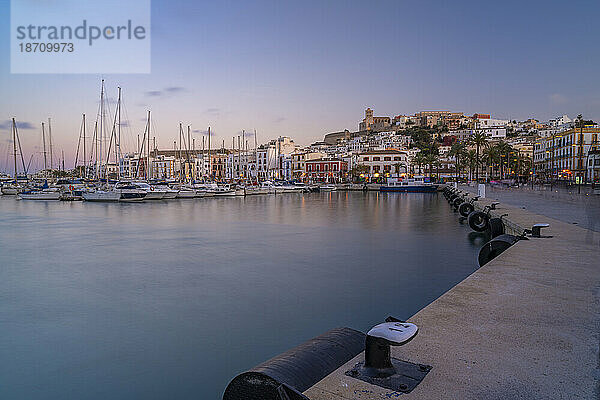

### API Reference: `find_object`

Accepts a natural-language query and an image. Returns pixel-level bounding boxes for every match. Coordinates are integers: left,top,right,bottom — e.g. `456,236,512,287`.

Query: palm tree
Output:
350,164,369,182
392,162,405,177
424,153,438,180
482,146,499,180
469,131,488,182
448,141,467,182
465,149,478,181
494,141,513,179
413,152,427,176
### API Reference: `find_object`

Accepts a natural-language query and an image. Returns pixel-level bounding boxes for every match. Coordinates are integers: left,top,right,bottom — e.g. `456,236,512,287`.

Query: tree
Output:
469,131,488,182
449,141,467,182
482,146,499,180
413,152,427,176
424,153,438,179
494,141,513,179
465,149,478,181
349,164,369,182
392,162,406,177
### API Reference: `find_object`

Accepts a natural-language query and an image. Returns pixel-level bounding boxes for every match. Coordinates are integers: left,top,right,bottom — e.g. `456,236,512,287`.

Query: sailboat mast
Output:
254,129,258,182
117,87,121,180
147,111,151,180
207,127,211,180
82,114,86,178
48,117,53,171
188,125,192,181
12,118,17,179
241,130,245,180
99,79,104,181
42,122,47,170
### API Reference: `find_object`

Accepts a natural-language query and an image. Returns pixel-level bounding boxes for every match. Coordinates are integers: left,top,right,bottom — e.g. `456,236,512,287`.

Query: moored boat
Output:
319,184,337,192
18,188,62,200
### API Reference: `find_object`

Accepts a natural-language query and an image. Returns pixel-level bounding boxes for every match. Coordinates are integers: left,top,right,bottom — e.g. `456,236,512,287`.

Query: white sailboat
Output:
18,187,62,200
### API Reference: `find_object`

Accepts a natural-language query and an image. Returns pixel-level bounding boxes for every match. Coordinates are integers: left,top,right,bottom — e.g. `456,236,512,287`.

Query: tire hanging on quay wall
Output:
458,202,474,217
468,210,489,232
452,198,464,208
478,234,519,267
487,217,505,239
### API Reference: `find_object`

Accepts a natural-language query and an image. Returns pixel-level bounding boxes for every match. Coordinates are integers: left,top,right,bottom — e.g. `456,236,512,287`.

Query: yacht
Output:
132,181,166,200
319,184,337,192
174,185,196,198
151,182,178,199
115,181,147,202
82,188,121,202
83,182,147,202
211,184,236,196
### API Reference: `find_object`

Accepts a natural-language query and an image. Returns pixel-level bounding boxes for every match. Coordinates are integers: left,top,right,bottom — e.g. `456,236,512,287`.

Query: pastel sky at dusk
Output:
1,0,599,172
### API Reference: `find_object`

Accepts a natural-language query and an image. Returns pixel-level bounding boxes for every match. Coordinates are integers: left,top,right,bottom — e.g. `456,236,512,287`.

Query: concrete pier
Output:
303,188,600,399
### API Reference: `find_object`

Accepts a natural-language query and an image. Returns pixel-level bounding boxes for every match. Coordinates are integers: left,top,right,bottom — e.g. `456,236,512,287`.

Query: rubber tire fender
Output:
452,198,464,208
487,217,505,238
458,202,475,217
468,210,489,232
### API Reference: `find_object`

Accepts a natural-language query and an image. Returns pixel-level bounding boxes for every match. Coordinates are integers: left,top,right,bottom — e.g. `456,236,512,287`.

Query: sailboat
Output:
18,185,62,200
2,118,28,195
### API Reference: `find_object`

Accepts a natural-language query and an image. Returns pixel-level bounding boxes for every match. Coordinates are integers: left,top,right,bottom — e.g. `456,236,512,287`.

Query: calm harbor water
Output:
0,192,484,399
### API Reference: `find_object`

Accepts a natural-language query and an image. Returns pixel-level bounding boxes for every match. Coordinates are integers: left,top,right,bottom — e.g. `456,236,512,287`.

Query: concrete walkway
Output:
304,191,600,399
463,184,600,232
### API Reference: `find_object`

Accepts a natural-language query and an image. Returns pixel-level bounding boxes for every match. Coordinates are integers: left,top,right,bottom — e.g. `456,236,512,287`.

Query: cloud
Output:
145,86,188,98
165,86,186,93
193,129,216,136
550,93,568,105
0,120,36,130
235,130,255,137
205,108,221,116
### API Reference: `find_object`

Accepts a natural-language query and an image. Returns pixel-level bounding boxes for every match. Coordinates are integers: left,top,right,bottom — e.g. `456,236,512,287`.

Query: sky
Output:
1,0,599,172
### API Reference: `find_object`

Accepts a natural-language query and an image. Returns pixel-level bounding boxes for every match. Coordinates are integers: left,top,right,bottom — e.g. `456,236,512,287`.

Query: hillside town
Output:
4,107,600,187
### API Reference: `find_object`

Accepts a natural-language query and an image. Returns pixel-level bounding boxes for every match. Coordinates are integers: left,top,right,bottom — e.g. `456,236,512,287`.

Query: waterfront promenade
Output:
304,189,600,399
464,184,600,233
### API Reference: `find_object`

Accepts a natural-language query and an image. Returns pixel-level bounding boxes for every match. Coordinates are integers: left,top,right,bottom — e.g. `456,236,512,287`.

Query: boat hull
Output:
175,190,196,198
212,190,236,196
18,192,62,200
82,191,121,202
1,187,22,195
119,192,146,202
144,191,166,200
162,190,178,199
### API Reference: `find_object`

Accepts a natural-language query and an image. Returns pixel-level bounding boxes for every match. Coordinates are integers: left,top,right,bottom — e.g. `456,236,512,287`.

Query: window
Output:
373,157,380,161
363,157,369,161
384,165,391,172
373,165,380,172
394,157,401,161
384,157,391,161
